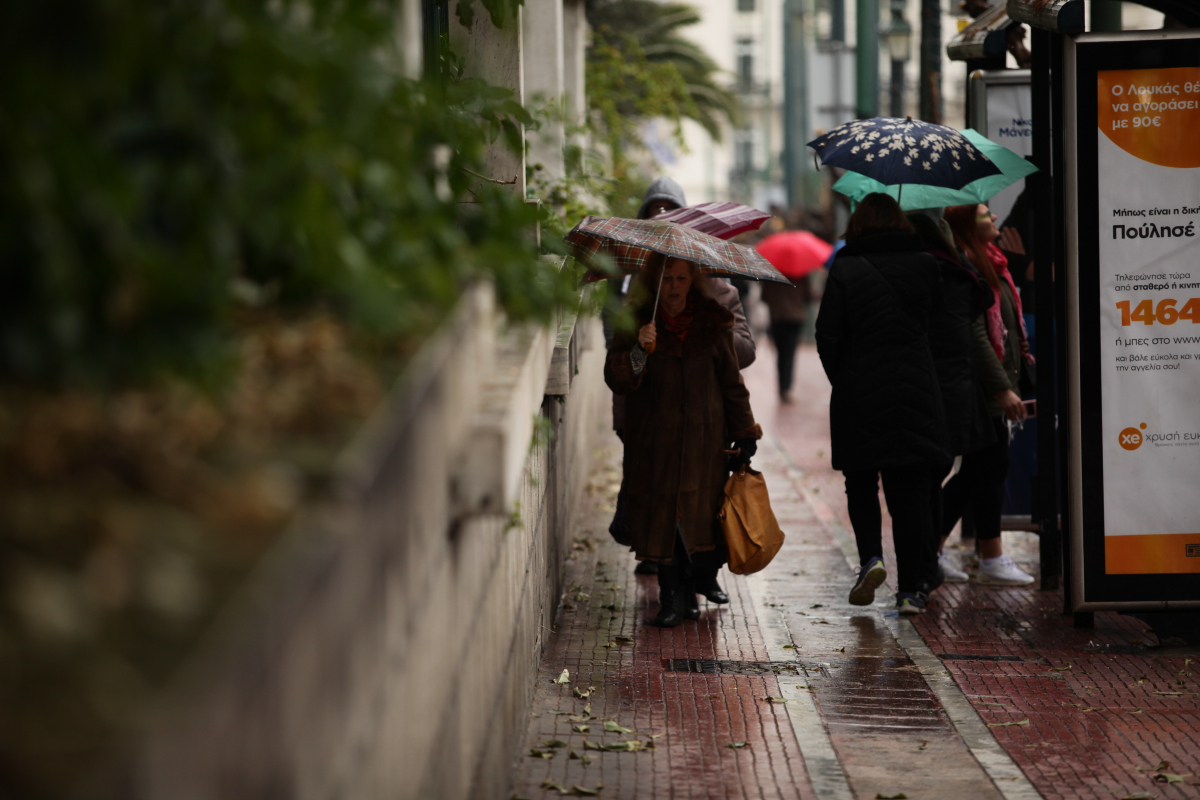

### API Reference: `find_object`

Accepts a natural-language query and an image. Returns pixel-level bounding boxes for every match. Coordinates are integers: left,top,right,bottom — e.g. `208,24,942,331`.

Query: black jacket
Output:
815,231,951,471
909,217,997,457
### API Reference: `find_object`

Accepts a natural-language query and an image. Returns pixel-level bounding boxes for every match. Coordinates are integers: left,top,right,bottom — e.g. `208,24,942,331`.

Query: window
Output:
737,0,755,12
736,38,754,92
734,130,754,176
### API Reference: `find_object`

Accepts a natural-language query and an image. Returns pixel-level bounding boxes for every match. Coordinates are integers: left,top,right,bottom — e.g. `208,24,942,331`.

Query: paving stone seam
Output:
745,566,855,800
763,433,1048,800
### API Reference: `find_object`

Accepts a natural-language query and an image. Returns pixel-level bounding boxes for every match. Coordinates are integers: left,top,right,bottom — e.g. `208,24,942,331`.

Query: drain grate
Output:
663,658,812,676
937,653,1049,664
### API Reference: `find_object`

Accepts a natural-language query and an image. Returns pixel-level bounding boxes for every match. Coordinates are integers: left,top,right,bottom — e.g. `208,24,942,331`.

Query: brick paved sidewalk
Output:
510,431,817,800
511,341,1200,800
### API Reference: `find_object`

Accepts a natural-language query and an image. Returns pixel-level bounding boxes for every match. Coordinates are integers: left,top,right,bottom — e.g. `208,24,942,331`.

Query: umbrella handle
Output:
643,263,666,355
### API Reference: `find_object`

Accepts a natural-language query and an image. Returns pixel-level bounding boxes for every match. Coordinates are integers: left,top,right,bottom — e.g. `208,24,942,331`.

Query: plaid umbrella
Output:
650,201,772,240
568,216,789,285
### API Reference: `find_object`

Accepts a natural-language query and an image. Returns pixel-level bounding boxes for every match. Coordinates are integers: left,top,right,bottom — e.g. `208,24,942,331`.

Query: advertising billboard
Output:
1064,31,1200,611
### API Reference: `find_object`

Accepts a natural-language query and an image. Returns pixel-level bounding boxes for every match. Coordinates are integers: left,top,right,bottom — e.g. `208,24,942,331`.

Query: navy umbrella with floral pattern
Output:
807,117,1003,194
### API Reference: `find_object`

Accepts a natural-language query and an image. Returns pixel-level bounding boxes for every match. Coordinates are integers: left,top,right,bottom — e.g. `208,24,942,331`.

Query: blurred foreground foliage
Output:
0,0,574,389
0,1,581,794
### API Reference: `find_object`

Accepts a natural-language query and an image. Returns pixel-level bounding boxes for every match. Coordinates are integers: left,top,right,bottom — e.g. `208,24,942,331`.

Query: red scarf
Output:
657,297,694,342
983,243,1033,366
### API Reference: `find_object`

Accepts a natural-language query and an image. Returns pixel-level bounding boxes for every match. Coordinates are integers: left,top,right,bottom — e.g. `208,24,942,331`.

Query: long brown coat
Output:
605,292,762,561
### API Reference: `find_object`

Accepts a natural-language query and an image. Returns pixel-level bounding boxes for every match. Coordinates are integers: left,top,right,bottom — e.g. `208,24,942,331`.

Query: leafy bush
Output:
0,0,573,388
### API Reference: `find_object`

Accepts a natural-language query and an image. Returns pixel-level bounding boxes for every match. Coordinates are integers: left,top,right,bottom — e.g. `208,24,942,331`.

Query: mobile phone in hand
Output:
1022,399,1037,418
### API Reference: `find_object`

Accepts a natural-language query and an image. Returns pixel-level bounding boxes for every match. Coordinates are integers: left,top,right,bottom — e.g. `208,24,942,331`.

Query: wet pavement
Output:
511,342,1200,800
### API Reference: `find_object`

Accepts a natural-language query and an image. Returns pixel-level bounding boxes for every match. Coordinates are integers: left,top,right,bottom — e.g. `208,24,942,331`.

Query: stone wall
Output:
109,282,606,800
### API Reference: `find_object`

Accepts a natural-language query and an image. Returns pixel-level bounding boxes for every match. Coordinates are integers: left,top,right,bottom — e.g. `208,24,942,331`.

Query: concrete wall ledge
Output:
111,278,606,800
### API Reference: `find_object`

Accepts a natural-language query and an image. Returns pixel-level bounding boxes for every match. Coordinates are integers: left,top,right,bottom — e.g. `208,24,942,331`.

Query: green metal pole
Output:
855,0,879,118
1090,0,1122,32
918,0,941,123
784,0,811,208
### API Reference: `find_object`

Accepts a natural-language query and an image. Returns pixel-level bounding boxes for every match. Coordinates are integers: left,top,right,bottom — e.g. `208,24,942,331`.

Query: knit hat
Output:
637,176,688,220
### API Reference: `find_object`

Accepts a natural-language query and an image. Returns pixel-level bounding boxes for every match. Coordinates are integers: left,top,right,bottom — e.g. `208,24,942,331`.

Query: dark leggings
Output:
769,321,804,393
941,416,1009,542
843,466,939,594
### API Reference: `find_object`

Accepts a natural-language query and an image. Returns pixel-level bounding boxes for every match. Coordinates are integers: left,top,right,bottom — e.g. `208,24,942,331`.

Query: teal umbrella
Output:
831,128,1039,210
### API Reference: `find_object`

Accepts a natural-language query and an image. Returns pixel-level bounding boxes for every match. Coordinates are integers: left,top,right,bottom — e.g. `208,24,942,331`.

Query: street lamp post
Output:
883,2,912,118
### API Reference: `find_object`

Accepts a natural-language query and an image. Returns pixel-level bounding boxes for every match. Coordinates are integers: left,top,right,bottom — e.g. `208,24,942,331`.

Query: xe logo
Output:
1119,422,1148,451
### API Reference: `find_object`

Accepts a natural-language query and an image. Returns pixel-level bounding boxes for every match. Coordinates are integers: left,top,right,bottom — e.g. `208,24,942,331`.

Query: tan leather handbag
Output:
718,466,785,575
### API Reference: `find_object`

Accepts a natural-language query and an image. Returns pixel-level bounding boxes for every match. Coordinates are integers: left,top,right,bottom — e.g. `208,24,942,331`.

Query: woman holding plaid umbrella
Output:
604,255,762,627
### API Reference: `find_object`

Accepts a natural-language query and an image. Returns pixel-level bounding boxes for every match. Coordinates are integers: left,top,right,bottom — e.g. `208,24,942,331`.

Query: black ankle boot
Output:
695,569,730,604
654,566,686,627
634,560,659,576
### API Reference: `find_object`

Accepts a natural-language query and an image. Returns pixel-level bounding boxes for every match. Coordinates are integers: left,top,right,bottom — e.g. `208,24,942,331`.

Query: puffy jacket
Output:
815,231,951,471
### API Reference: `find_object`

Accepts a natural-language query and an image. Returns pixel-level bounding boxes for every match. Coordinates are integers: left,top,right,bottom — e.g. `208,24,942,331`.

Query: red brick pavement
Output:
752,342,1200,800
510,447,817,800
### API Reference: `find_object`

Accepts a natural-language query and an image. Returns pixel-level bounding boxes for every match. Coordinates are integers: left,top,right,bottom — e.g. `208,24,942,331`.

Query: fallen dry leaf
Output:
1152,773,1192,784
726,741,749,749
987,718,1030,728
555,669,570,685
603,720,635,734
601,740,645,752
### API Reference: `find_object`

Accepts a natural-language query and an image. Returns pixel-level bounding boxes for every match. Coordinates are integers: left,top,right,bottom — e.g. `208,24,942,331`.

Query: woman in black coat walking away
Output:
815,194,951,615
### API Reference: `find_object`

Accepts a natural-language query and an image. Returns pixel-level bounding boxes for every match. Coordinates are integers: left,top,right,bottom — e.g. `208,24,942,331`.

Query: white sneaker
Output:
938,551,969,583
976,554,1035,585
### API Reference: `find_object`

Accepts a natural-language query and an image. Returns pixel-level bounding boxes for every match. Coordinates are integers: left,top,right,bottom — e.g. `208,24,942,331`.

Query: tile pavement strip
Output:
752,436,1020,800
756,438,1044,800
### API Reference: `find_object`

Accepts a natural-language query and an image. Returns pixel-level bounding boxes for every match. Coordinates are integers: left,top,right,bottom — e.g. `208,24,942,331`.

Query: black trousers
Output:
941,416,1009,542
844,466,940,594
769,321,804,394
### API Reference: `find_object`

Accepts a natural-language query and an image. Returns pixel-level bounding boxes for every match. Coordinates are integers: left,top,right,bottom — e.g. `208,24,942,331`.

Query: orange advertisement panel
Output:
1097,67,1200,168
1095,61,1200,576
1104,534,1200,574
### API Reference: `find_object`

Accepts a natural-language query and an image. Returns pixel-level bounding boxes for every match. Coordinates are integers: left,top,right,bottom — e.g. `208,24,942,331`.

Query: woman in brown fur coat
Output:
605,256,762,627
